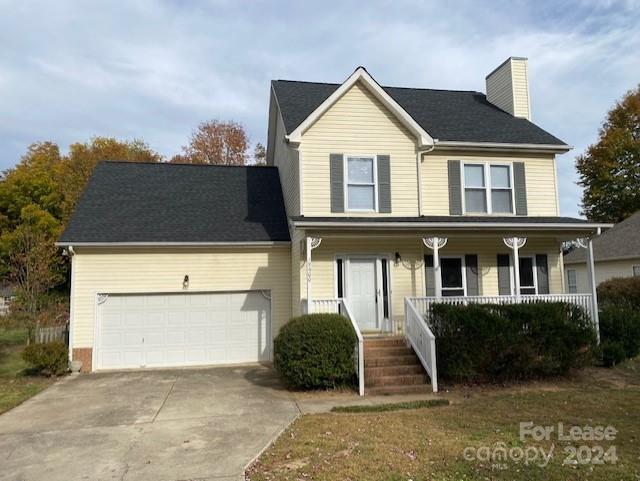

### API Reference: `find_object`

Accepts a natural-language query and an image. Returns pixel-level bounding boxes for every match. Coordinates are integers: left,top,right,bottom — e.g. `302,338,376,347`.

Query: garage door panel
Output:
97,291,270,370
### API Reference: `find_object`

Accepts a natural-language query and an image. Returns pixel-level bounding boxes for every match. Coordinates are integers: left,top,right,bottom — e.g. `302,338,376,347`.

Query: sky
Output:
0,0,638,217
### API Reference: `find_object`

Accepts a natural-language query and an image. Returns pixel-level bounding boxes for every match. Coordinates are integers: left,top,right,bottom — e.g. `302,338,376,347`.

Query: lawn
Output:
247,361,640,481
0,328,54,414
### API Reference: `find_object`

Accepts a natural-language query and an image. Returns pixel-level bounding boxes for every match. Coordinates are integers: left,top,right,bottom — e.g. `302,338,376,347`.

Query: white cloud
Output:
0,0,638,216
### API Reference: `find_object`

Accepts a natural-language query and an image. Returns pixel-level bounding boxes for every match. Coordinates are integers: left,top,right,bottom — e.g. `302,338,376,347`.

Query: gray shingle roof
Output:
59,162,291,244
272,80,567,146
564,211,640,263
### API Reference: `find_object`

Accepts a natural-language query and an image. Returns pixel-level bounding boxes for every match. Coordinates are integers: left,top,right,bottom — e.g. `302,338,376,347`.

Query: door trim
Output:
92,289,273,371
334,253,392,331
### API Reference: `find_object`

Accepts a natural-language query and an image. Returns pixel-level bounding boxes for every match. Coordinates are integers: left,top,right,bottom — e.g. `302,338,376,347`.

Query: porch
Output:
298,224,603,396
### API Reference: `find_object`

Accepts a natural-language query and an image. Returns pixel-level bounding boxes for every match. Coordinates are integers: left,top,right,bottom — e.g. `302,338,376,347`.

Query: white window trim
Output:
461,161,516,215
344,154,378,212
509,255,538,296
440,255,467,296
566,268,577,293
632,265,640,277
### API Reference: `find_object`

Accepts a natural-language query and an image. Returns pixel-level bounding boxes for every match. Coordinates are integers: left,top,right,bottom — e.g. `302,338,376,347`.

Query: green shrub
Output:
598,305,640,365
598,277,640,310
430,302,596,383
274,313,356,390
22,341,68,376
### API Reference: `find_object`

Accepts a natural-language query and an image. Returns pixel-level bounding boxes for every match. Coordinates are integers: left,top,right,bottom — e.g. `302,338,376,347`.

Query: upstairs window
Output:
346,156,377,211
463,163,514,214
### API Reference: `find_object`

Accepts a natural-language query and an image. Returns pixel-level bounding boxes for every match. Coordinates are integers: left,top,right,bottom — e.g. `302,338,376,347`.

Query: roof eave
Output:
55,241,291,248
434,140,572,154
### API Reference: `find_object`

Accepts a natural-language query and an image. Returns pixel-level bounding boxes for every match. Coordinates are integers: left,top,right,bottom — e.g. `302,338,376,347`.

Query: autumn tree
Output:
577,85,640,223
171,120,250,165
253,142,266,165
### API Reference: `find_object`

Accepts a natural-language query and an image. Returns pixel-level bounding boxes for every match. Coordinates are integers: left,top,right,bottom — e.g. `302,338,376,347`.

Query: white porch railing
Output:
311,298,364,396
404,298,438,393
408,293,595,326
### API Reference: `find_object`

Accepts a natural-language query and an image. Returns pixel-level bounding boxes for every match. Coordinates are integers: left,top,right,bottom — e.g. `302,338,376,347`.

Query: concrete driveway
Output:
0,366,299,481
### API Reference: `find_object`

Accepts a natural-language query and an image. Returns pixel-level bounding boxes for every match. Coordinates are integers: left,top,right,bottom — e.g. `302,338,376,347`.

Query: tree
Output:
0,205,64,320
253,142,266,165
577,85,640,223
171,120,249,165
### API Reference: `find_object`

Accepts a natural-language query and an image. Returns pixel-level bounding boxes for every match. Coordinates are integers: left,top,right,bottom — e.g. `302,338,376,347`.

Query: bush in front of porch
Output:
430,302,596,383
273,313,356,390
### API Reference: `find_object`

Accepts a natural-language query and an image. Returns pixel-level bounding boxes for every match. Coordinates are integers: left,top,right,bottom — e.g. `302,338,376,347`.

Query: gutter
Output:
433,140,572,154
55,241,291,248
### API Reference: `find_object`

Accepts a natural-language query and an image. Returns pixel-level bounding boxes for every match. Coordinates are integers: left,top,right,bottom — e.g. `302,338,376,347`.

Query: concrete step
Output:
366,384,434,396
365,364,425,379
365,373,429,388
364,354,421,367
364,346,415,357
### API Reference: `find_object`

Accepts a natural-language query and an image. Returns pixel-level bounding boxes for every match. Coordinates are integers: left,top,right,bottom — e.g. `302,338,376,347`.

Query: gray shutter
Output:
535,254,549,294
330,154,344,213
448,160,462,215
497,254,512,295
424,255,435,296
377,154,391,213
513,162,528,215
465,255,479,296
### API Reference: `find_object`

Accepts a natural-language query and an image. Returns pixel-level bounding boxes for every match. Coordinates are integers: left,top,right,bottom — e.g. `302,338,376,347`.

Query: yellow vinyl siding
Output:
300,81,419,216
511,59,531,119
565,257,640,293
291,230,304,317
421,151,559,216
486,61,514,114
273,107,300,217
71,247,291,348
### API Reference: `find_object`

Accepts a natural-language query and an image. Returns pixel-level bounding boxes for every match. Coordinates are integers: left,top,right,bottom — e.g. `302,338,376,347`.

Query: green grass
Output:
331,398,450,413
248,361,640,481
0,328,53,414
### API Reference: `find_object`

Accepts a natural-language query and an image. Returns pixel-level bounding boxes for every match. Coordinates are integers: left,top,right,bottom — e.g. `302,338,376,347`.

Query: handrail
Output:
311,298,364,396
405,298,438,392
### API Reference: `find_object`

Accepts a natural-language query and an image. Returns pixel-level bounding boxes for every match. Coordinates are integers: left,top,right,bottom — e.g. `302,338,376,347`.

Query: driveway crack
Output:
152,375,177,423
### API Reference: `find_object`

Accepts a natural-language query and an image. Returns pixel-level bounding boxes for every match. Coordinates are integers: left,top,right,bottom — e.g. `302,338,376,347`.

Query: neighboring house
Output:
0,284,15,316
564,211,640,293
59,58,610,393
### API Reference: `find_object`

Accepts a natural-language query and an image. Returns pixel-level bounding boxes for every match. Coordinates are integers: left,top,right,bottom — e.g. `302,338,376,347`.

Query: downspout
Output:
66,246,76,362
416,140,437,216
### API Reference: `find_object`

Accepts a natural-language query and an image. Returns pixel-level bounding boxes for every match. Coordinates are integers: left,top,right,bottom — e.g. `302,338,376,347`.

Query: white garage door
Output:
95,291,270,370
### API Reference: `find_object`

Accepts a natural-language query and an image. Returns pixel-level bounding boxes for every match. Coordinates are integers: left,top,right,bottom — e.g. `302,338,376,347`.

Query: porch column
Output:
422,237,448,298
586,237,601,343
305,237,322,313
503,237,527,299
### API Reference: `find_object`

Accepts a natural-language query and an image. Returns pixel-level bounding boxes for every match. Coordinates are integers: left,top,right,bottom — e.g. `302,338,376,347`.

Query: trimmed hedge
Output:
597,277,640,310
430,302,596,383
22,341,68,376
598,305,640,367
274,313,356,389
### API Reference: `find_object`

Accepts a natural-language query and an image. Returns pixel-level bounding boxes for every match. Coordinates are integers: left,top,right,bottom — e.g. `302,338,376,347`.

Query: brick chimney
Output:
485,57,531,120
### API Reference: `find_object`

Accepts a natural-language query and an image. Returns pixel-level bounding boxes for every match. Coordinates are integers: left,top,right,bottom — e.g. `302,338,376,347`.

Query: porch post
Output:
305,237,322,314
433,237,442,298
586,237,601,343
503,237,527,299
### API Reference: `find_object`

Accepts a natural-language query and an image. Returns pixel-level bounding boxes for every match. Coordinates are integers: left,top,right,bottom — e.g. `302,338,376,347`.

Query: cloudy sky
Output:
1,0,638,217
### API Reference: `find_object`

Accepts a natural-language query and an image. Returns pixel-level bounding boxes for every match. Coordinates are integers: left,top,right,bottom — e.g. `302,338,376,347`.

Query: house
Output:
0,284,15,316
564,211,640,293
59,58,611,393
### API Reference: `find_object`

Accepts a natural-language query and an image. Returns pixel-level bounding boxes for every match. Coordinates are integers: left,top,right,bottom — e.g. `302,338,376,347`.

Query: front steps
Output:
364,336,431,395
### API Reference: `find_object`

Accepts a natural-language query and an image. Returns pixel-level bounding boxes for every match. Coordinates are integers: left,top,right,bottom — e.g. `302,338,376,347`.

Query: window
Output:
346,156,377,211
567,269,577,293
441,257,465,297
519,256,537,295
633,265,640,277
463,163,514,214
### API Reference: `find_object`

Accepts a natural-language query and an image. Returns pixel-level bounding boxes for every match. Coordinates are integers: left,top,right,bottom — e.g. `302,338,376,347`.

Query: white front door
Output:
347,258,378,330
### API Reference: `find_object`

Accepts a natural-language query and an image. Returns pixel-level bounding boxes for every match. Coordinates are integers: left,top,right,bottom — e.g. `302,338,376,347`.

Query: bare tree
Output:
171,120,250,165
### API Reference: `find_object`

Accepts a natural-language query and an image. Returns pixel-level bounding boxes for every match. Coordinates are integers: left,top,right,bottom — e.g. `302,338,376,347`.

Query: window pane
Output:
464,164,485,187
465,189,487,213
491,190,513,213
348,185,375,210
347,157,374,183
634,266,640,277
519,257,535,288
441,258,463,288
490,165,510,188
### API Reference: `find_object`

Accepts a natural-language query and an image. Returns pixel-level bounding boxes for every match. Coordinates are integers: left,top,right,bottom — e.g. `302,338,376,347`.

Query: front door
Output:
347,258,378,330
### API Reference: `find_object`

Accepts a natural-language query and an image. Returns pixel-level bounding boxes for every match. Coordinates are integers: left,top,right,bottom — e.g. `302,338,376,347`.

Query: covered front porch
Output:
294,218,605,395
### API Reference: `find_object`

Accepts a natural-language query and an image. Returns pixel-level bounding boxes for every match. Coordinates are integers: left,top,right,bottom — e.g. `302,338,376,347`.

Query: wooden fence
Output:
34,323,69,344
